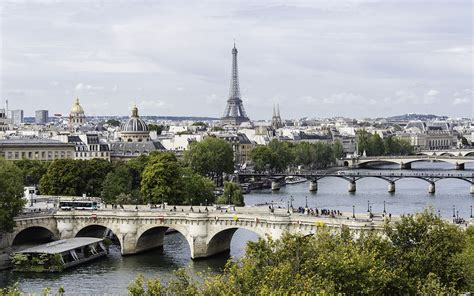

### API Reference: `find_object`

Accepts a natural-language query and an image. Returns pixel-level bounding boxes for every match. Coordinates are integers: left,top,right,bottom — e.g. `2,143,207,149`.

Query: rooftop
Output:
18,237,103,254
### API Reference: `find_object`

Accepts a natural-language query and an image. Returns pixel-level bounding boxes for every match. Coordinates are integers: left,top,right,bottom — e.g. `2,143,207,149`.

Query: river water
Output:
1,163,473,294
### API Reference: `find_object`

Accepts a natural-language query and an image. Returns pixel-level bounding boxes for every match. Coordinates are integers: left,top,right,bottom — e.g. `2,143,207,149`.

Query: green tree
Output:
356,129,372,156
100,165,133,204
140,152,183,204
148,124,164,135
127,154,150,190
185,137,234,185
332,140,345,159
180,167,215,205
39,159,86,196
106,119,121,127
460,136,469,146
14,159,50,188
384,211,468,292
370,133,385,156
221,181,244,206
0,158,25,232
83,159,112,196
250,145,272,172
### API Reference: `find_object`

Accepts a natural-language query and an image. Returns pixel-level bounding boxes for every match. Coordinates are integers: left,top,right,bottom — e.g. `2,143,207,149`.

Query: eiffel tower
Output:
221,43,250,126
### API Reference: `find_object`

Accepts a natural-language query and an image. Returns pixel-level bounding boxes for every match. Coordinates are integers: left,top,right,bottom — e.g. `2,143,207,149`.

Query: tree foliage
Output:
0,158,25,232
14,159,50,188
100,165,133,204
356,130,414,156
39,159,86,196
184,137,234,184
221,181,244,206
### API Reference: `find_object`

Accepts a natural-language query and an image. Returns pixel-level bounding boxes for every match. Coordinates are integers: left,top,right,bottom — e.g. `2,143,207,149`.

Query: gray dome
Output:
121,106,149,132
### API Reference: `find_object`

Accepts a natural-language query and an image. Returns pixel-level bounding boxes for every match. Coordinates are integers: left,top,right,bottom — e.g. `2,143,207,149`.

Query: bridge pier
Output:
309,180,318,192
400,162,411,169
428,182,435,194
348,181,356,193
271,181,280,191
388,182,395,193
455,163,465,170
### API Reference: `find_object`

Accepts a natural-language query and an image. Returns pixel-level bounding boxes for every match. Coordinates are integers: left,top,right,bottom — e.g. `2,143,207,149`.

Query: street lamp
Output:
438,209,441,218
287,201,290,214
367,200,370,212
290,195,293,209
190,198,193,212
456,210,459,220
305,196,308,208
352,205,355,218
471,205,473,218
205,199,208,211
383,201,386,214
452,205,456,218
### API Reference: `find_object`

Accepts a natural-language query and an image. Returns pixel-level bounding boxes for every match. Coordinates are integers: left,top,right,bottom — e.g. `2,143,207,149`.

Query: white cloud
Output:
75,82,104,91
426,89,439,96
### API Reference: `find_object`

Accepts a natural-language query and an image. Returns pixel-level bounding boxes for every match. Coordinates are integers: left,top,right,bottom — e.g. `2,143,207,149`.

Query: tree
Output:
180,167,215,205
83,159,112,197
106,119,121,127
184,137,234,185
100,165,133,204
140,152,183,204
221,182,244,206
332,140,345,160
39,159,86,196
356,129,372,156
0,158,25,232
250,145,272,172
14,159,50,188
460,136,469,146
148,124,164,135
127,154,150,190
370,133,385,156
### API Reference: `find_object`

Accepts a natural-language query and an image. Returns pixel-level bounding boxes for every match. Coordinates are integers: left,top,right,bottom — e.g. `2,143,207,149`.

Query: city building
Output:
109,105,165,160
68,133,110,161
0,109,8,132
69,97,86,130
9,109,24,125
0,139,75,160
215,133,254,166
35,110,49,125
220,43,251,126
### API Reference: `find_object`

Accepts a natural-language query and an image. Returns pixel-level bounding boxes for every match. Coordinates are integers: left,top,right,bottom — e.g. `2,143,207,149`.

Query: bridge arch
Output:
135,224,191,255
74,224,122,251
12,226,58,247
205,225,264,257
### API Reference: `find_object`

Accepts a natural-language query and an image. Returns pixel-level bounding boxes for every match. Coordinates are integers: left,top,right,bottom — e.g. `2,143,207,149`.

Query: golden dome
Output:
71,97,84,114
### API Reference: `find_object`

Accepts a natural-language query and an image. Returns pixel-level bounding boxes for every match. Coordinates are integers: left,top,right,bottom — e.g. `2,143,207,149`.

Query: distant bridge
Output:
3,207,386,259
419,149,474,157
238,171,474,194
343,155,474,170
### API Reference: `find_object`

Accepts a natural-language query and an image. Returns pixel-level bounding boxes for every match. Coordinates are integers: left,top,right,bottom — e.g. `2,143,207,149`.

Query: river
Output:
1,163,473,294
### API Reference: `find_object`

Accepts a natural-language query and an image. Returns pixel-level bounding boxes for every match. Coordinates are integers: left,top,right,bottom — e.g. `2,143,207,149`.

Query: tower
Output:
221,43,250,126
69,97,86,129
271,104,283,129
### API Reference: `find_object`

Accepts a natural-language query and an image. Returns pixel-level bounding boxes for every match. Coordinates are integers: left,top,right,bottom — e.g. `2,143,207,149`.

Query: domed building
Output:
69,97,86,129
120,105,150,142
109,104,165,160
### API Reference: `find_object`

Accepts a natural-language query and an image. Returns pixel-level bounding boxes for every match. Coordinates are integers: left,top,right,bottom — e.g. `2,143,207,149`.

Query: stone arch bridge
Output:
344,155,474,170
5,208,384,259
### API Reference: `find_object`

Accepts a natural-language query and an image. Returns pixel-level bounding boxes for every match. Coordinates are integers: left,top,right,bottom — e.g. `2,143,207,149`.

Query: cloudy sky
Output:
0,0,472,119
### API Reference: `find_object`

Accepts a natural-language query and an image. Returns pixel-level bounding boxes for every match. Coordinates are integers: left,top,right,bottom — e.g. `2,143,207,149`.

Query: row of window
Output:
75,152,109,158
5,150,73,160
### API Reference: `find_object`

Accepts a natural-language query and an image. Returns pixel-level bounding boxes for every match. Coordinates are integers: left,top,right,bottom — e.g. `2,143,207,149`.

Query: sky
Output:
0,0,472,119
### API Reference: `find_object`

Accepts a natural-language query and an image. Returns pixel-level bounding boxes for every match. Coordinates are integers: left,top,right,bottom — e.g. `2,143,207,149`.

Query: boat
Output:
285,176,307,185
11,237,108,272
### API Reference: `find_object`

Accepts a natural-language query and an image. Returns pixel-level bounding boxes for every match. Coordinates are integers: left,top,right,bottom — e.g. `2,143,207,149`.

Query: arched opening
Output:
76,225,121,252
135,227,190,255
207,228,260,258
12,226,56,249
343,161,349,167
